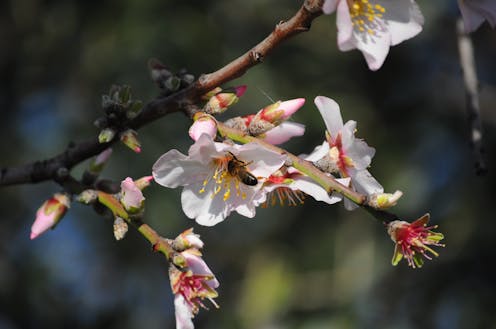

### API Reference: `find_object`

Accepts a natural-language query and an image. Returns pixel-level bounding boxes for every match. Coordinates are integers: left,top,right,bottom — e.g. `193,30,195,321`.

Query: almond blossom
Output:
152,134,286,226
323,0,424,70
458,0,496,32
387,214,444,268
170,232,219,329
310,96,385,210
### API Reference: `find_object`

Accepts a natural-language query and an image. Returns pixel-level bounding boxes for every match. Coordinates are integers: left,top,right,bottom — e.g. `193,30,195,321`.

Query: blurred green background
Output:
1,0,496,328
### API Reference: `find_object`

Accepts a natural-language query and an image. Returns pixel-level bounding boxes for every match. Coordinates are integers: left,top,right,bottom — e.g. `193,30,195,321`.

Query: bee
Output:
227,152,258,186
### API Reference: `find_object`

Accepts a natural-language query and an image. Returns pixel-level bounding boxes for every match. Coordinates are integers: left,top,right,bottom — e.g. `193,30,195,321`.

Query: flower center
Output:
347,0,385,34
328,133,354,177
198,154,249,201
173,271,218,314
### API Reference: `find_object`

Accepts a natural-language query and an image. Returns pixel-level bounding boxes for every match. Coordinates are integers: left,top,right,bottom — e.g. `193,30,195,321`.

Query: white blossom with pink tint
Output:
30,193,70,240
311,96,383,210
458,0,496,32
189,115,217,142
120,177,145,212
152,134,286,226
323,0,424,70
171,249,219,329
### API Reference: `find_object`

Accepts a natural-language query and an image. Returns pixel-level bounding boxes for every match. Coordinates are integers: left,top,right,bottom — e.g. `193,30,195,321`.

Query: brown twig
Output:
0,0,323,187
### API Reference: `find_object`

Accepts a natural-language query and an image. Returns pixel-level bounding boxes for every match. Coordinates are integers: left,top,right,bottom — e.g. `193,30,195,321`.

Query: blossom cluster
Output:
153,92,398,227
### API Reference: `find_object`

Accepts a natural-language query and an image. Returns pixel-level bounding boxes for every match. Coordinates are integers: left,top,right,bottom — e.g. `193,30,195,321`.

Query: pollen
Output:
198,154,251,201
347,0,385,34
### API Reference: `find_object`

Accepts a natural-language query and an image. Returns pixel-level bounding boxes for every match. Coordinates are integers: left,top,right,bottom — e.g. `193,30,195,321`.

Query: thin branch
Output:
456,18,488,176
0,0,324,187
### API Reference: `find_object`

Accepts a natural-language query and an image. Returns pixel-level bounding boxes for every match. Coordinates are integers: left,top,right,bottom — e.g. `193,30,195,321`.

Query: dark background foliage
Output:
1,0,496,328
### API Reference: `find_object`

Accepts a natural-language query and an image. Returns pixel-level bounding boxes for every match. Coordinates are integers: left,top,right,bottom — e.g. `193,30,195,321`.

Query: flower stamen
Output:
347,0,386,35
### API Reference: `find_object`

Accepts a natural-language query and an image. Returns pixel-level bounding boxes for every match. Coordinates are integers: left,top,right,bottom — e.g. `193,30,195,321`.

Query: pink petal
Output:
189,117,217,142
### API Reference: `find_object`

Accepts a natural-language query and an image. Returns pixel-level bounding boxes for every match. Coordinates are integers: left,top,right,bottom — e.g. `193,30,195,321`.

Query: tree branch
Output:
0,0,324,187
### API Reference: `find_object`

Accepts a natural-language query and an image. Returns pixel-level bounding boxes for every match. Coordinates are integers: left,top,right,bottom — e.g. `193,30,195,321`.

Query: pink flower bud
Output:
120,177,145,212
174,228,204,250
259,98,305,124
134,176,153,190
189,114,217,141
203,86,246,115
120,129,141,153
30,193,70,240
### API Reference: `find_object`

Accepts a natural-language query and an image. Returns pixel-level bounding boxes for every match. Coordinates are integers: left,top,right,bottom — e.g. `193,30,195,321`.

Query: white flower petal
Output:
235,143,286,178
174,295,194,329
383,0,424,45
355,25,392,71
263,122,305,145
459,0,496,32
323,0,339,14
181,184,230,226
341,120,375,170
314,96,344,139
188,134,224,164
351,169,384,195
290,176,343,204
336,0,356,51
303,141,330,162
152,150,207,188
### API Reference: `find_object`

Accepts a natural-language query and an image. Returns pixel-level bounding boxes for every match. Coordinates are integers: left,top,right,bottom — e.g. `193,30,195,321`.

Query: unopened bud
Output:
30,193,70,240
203,85,247,115
120,129,141,153
120,177,145,213
99,128,116,143
258,98,305,125
113,217,129,240
189,113,217,141
134,176,154,190
370,190,403,209
173,228,204,251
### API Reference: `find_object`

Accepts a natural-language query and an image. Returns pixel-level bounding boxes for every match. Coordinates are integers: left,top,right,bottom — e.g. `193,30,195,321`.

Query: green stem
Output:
136,222,176,260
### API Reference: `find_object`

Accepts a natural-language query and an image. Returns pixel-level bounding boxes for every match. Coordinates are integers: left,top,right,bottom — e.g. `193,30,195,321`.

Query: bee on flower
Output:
152,134,286,226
